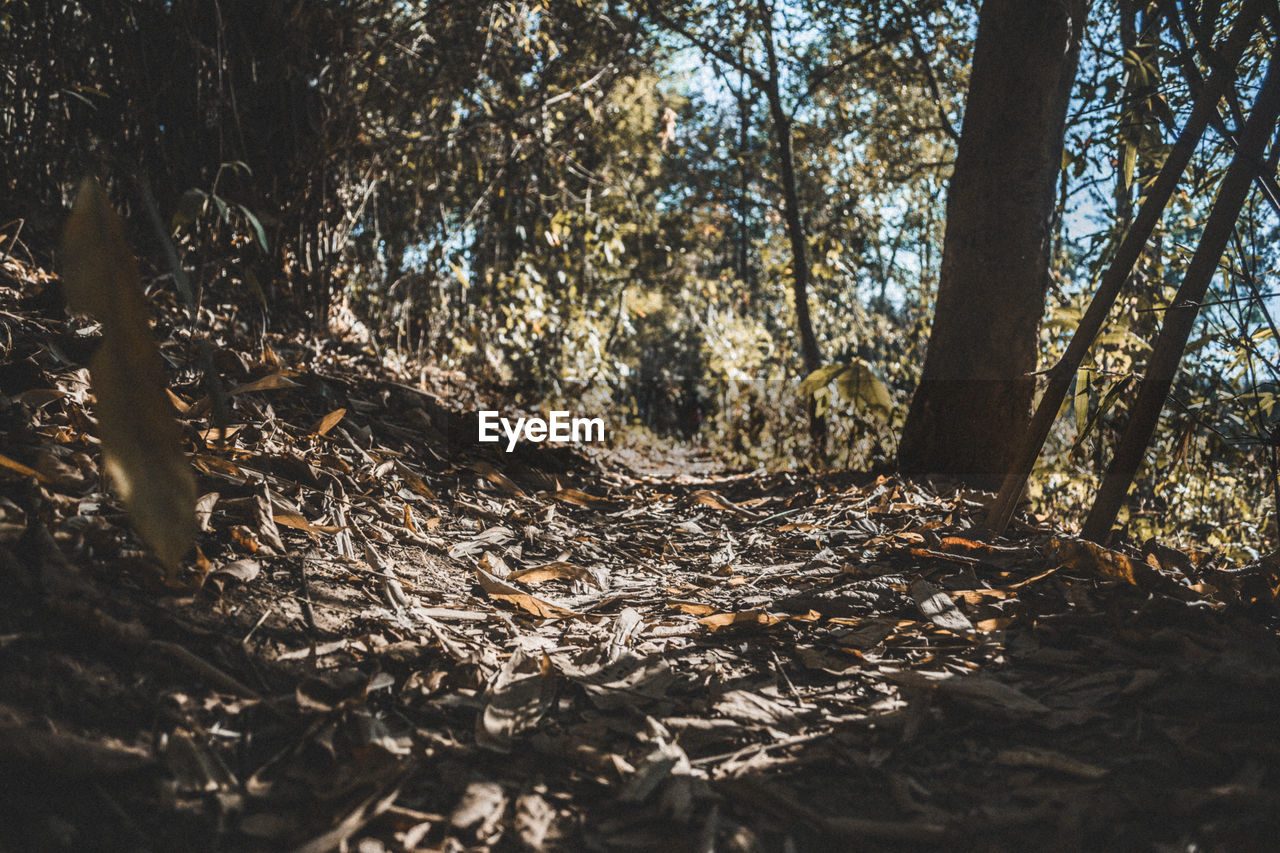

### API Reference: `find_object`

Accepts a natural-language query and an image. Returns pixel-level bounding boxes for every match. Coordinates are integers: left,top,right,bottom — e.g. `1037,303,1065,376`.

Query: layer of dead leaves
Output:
3,250,1280,851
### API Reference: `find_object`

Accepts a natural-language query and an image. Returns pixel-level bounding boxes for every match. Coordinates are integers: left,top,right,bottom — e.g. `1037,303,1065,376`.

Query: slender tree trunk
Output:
762,81,820,381
1115,1,1139,224
757,0,824,450
1082,54,1280,542
897,0,1087,489
985,1,1262,533
736,88,752,287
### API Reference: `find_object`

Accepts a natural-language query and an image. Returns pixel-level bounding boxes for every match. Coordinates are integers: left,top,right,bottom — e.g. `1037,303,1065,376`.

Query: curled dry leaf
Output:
514,791,556,851
692,489,760,518
206,558,261,594
450,781,508,843
449,525,515,559
507,561,605,590
476,650,558,752
194,492,220,533
475,567,579,620
0,497,29,543
468,460,527,498
61,179,196,574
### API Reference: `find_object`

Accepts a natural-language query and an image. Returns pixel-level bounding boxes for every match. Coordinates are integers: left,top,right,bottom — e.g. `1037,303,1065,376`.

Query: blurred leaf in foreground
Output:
62,178,196,575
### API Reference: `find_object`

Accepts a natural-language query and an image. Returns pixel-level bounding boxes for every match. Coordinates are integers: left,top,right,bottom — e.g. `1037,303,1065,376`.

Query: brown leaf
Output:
514,792,556,850
476,650,558,752
551,488,615,509
273,511,339,535
0,452,46,483
507,561,605,590
61,179,196,573
194,492,220,533
1052,537,1143,585
450,781,507,842
698,609,785,630
395,460,438,499
254,492,286,552
192,453,248,480
0,723,153,779
995,747,1109,779
206,558,261,593
313,407,346,435
885,670,1050,718
475,567,579,620
1051,537,1196,600
228,372,299,395
198,424,244,443
692,489,760,518
468,460,526,497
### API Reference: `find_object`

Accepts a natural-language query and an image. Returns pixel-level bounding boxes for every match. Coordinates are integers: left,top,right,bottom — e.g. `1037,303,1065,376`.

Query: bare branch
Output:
908,28,960,143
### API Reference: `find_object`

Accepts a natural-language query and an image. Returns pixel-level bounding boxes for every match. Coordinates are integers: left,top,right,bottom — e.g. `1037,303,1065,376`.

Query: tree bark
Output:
984,1,1261,533
757,0,820,380
1082,52,1280,543
897,0,1087,489
757,0,825,451
736,87,753,288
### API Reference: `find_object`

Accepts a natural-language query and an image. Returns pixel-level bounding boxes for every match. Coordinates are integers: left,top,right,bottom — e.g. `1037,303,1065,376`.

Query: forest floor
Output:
4,252,1280,852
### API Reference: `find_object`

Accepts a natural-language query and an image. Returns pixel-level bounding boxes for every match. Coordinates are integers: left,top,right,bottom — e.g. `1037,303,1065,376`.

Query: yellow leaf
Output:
61,179,196,573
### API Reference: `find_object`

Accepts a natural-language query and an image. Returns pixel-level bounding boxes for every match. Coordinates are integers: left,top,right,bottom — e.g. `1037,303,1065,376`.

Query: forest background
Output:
3,0,1279,557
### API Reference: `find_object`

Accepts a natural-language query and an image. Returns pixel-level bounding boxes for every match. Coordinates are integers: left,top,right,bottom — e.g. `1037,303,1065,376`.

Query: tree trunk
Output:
984,0,1262,533
736,87,753,288
897,0,1087,488
757,0,824,450
1082,53,1280,543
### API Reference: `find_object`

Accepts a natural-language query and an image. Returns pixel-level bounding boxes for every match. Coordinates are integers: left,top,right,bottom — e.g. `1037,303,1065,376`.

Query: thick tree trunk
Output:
897,0,1087,488
984,1,1262,533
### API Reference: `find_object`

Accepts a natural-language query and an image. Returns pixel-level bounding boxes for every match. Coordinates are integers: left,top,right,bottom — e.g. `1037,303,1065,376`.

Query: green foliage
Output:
6,0,1280,552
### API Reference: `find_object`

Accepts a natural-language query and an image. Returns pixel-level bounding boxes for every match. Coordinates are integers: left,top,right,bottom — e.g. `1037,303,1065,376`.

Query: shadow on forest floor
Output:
3,256,1280,851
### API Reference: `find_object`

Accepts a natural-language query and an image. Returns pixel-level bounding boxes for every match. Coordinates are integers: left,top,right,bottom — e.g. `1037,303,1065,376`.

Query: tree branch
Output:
908,28,960,142
643,3,769,90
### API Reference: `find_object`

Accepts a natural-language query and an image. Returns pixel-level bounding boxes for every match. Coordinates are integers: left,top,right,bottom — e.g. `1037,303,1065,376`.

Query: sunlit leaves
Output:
800,360,893,420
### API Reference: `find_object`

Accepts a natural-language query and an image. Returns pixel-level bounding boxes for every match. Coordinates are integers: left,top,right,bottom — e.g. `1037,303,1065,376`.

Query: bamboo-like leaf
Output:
62,179,196,573
1072,375,1133,451
236,203,269,252
1121,141,1136,191
1074,367,1090,438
